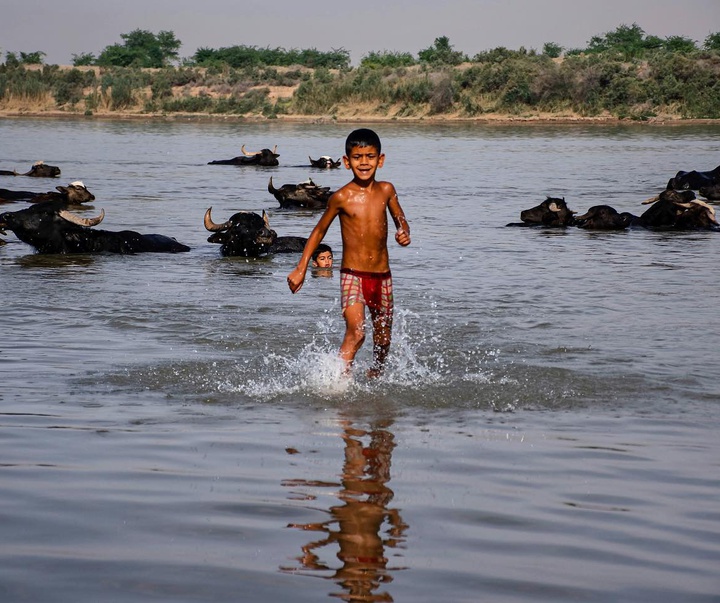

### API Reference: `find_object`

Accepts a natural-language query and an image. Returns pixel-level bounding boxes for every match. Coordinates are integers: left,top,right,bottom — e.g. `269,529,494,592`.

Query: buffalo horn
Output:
675,199,717,224
262,210,270,229
242,144,277,156
58,208,105,227
642,194,660,205
268,176,278,194
203,207,231,232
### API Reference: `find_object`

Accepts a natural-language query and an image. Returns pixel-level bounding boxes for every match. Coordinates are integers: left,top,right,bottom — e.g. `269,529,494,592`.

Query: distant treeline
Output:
1,24,719,120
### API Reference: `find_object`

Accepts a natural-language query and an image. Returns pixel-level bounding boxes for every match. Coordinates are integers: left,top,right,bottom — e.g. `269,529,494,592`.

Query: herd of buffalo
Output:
509,165,720,231
1,153,719,257
0,149,345,255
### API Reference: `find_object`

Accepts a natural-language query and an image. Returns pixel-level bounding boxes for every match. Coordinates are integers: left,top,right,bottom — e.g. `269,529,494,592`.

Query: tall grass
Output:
1,49,719,119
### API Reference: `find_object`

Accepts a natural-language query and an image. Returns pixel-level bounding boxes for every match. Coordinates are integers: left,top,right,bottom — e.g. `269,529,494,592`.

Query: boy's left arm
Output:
388,186,411,247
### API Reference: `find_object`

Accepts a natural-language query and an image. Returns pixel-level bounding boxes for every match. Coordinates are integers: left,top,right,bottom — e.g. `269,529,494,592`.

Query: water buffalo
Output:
204,207,307,257
208,145,279,167
574,205,638,230
640,189,718,230
267,177,333,209
508,197,577,227
0,200,191,254
0,161,62,178
0,181,96,205
666,165,720,190
699,184,720,201
309,155,341,169
26,181,96,205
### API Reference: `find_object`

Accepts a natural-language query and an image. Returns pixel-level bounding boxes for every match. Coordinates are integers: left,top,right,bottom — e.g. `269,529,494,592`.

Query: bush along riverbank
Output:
2,48,720,122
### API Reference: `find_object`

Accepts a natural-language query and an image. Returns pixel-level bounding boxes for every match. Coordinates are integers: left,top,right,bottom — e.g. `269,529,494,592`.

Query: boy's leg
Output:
368,309,392,378
339,302,366,371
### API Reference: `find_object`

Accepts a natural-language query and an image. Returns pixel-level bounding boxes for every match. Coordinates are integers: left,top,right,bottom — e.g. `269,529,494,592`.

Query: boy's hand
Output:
287,267,306,293
395,228,411,246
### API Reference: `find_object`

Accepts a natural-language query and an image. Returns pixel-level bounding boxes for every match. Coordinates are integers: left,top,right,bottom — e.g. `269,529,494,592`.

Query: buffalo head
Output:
28,181,96,205
517,197,576,227
204,207,277,256
699,184,720,201
640,189,718,229
309,155,341,169
24,161,61,178
574,205,637,230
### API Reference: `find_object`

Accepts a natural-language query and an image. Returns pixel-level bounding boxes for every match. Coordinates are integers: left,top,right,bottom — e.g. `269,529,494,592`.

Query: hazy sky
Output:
2,0,719,65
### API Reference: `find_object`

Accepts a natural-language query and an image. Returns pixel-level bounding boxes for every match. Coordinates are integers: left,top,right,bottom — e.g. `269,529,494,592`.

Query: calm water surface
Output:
1,118,719,602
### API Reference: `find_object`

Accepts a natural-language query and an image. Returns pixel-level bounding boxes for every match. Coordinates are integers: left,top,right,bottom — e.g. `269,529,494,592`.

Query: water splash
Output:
225,307,492,402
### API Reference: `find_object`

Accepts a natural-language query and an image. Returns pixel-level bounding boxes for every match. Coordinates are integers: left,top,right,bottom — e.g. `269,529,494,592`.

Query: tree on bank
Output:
96,29,181,68
4,51,46,66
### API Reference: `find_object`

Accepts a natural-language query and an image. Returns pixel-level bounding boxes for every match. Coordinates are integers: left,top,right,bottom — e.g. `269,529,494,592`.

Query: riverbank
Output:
1,107,716,126
2,58,719,124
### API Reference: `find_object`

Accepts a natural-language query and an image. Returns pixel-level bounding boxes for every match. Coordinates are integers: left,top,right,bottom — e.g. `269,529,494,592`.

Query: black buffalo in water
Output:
0,161,62,178
0,181,95,205
28,181,96,205
208,145,279,167
267,177,333,209
699,184,720,201
574,205,638,230
309,155,341,169
666,165,720,191
640,189,718,230
0,200,191,254
508,197,577,227
204,207,307,257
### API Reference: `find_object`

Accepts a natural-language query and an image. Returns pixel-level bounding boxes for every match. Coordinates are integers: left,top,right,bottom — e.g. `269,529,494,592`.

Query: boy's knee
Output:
349,326,366,347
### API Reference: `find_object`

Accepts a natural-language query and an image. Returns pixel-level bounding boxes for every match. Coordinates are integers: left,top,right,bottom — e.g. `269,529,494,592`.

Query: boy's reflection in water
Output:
282,418,408,602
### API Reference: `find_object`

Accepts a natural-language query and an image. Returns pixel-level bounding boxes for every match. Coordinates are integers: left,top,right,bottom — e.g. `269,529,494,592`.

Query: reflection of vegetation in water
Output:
3,24,719,119
281,418,408,602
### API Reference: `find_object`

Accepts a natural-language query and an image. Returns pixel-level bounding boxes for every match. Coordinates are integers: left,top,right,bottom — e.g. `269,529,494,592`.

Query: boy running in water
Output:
287,128,411,377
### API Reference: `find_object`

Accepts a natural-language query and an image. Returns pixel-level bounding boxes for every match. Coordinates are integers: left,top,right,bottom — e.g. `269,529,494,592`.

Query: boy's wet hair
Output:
345,128,381,156
312,243,333,261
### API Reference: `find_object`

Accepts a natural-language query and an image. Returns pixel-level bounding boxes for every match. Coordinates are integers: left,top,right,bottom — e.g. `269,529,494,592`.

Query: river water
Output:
1,117,719,602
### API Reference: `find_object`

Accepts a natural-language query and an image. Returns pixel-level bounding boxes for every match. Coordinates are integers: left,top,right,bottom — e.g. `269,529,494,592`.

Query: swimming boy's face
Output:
312,251,333,268
343,144,384,183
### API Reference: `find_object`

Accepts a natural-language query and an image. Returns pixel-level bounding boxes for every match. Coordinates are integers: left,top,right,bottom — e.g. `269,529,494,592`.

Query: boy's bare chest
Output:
342,197,388,220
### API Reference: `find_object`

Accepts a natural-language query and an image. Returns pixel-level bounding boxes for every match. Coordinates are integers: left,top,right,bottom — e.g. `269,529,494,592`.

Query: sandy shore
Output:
1,108,716,126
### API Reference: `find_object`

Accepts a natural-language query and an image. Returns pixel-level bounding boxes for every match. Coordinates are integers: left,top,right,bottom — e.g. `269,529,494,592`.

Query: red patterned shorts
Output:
340,268,393,317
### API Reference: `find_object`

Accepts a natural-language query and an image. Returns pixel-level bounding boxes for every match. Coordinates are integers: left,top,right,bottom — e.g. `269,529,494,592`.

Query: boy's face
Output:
312,251,333,268
343,144,384,182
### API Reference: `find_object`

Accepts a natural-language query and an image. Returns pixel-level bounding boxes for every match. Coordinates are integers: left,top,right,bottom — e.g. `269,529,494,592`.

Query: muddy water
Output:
1,118,719,602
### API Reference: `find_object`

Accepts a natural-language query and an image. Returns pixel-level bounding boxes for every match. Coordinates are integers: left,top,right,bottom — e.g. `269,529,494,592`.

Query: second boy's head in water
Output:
311,244,333,269
287,128,411,378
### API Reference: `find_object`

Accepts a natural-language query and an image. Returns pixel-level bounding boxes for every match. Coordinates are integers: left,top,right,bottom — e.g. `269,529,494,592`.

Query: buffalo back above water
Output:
208,145,279,167
0,200,190,254
267,177,332,209
0,162,61,178
666,165,720,191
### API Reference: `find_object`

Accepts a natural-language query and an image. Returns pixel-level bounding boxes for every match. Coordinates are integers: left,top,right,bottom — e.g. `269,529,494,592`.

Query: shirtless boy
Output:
287,128,411,377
